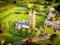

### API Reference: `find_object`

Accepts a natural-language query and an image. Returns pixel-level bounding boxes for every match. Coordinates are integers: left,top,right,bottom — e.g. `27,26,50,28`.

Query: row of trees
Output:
0,0,60,7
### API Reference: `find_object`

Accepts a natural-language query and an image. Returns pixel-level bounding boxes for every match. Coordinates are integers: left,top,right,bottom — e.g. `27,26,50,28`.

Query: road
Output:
12,35,50,45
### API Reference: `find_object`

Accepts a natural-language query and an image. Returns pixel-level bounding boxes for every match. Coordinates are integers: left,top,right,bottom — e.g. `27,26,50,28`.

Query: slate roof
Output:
16,21,29,26
44,19,60,30
15,21,29,30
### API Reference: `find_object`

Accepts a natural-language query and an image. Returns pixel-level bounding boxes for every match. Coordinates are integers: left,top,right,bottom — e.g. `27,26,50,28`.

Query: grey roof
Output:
54,24,60,30
16,21,29,26
44,19,60,30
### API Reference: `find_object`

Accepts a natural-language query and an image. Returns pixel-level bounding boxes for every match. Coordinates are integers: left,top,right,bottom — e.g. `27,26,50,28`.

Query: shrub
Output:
50,17,54,21
0,19,9,33
49,33,58,42
26,28,40,38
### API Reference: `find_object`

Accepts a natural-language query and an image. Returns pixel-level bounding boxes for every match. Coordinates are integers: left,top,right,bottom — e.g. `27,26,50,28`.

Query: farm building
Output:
44,19,60,30
48,8,56,18
15,20,29,30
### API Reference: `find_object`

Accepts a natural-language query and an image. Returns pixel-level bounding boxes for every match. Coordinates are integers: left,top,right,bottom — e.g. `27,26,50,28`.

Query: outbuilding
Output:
15,20,29,30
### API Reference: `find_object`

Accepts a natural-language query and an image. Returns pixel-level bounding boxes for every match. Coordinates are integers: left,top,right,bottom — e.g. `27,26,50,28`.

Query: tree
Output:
26,28,40,38
45,0,54,2
55,0,60,3
0,19,9,33
49,33,58,42
34,0,45,4
0,0,10,7
25,38,32,45
0,22,2,33
50,17,54,21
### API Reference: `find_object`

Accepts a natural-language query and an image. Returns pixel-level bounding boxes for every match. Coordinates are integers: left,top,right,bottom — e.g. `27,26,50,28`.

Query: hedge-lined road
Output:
12,35,50,45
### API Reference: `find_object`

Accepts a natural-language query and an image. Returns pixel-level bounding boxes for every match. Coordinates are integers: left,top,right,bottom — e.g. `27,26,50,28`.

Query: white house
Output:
15,20,29,30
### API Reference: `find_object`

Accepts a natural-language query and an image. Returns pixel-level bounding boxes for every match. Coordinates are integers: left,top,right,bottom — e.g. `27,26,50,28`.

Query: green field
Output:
0,0,60,45
0,6,46,27
0,6,54,43
0,6,54,34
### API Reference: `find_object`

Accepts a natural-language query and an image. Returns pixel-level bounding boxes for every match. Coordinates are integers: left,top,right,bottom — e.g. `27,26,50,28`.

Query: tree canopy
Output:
0,19,9,33
0,0,60,7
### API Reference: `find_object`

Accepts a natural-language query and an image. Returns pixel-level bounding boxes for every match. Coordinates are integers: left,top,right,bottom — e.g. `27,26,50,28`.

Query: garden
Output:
0,0,60,45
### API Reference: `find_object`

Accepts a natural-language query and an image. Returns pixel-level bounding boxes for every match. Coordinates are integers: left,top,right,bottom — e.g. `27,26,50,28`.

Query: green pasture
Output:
0,6,54,34
0,6,54,43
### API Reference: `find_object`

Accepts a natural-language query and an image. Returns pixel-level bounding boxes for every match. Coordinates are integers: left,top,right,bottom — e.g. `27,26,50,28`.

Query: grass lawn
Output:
45,27,54,34
0,6,54,43
32,40,50,45
0,6,28,20
0,6,54,34
51,3,60,7
0,33,23,43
